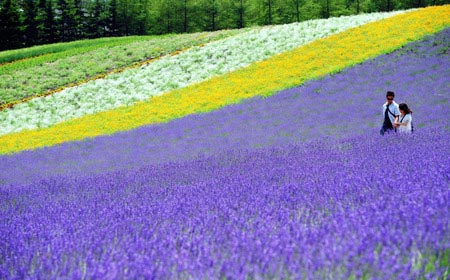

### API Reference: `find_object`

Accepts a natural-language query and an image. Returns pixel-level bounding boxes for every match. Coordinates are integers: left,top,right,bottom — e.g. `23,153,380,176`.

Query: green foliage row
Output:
0,35,158,65
0,29,243,106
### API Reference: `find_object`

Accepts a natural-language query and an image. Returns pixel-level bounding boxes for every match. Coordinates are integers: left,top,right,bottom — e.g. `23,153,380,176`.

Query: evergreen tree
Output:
400,0,425,7
36,0,48,44
237,0,245,28
190,0,218,31
321,0,331,18
346,0,361,13
186,0,203,32
159,0,175,33
118,0,132,35
134,0,149,35
183,0,188,32
264,0,273,24
299,0,322,19
44,0,57,43
87,0,108,38
108,0,120,36
73,0,85,39
215,0,240,29
56,0,78,41
291,0,303,22
369,0,399,11
0,0,22,50
273,0,296,24
23,0,39,46
205,0,219,31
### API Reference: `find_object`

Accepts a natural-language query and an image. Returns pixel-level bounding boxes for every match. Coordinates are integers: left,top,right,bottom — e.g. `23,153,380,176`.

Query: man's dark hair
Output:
386,91,395,97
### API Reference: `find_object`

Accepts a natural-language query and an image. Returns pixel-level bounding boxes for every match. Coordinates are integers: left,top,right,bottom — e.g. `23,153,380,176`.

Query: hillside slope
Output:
0,6,448,155
1,27,449,279
0,11,404,135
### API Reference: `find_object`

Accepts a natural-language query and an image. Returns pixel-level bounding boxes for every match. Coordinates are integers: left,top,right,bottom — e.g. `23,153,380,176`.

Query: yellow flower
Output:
0,6,449,155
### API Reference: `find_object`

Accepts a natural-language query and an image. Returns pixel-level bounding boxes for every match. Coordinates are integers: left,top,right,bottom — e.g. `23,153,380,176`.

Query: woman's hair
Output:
399,103,412,114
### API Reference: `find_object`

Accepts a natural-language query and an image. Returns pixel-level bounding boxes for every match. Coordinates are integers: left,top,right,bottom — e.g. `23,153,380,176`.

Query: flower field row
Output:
1,124,449,277
1,26,448,185
0,6,448,155
0,10,405,136
0,34,168,65
0,29,244,107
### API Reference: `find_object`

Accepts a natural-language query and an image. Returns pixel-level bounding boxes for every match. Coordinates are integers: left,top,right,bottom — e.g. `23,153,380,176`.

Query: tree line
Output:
0,0,448,51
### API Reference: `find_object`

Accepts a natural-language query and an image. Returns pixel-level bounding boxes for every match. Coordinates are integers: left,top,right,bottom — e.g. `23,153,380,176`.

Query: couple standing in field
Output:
380,91,413,135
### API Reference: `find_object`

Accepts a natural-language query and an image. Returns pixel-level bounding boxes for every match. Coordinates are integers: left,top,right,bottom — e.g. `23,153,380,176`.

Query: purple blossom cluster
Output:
1,29,449,279
1,29,449,187
1,133,449,279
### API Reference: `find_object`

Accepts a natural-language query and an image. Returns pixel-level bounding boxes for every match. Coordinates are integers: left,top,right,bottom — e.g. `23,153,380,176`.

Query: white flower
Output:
0,11,405,136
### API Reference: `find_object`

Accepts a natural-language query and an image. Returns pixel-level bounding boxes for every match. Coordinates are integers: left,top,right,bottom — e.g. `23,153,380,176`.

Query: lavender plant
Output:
1,28,448,186
0,29,449,279
1,132,449,279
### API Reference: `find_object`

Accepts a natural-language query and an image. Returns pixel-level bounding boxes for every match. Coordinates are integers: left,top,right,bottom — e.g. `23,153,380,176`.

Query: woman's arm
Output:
396,119,409,126
395,115,410,126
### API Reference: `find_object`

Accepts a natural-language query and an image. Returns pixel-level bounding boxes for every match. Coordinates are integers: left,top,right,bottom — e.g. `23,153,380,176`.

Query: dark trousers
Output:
380,121,395,136
380,126,394,135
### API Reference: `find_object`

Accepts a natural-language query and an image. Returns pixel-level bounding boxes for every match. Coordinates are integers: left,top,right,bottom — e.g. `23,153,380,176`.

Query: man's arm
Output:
394,115,400,127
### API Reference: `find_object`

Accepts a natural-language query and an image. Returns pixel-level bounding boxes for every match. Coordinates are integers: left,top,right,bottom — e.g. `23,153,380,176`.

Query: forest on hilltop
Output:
0,0,449,51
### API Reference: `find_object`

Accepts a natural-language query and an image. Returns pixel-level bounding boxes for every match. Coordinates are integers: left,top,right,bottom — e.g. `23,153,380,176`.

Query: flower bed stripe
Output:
0,29,244,107
0,46,203,111
0,6,448,155
0,11,403,135
2,28,447,186
2,132,449,278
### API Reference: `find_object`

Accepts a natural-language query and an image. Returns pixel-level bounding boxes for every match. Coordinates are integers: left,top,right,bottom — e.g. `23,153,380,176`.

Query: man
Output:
380,91,400,135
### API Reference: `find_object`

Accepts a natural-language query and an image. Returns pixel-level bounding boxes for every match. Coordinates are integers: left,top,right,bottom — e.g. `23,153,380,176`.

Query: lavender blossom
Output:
1,29,449,279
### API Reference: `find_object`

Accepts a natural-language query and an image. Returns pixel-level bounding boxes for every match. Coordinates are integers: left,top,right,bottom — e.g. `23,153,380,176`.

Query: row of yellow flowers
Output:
0,6,448,155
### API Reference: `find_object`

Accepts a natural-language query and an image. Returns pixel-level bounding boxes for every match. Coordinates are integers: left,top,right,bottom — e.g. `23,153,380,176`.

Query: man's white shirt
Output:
383,101,400,124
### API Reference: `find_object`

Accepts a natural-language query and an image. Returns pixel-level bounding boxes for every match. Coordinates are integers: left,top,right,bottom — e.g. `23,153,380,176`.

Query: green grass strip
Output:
0,29,243,106
0,36,159,65
0,35,193,65
0,6,448,155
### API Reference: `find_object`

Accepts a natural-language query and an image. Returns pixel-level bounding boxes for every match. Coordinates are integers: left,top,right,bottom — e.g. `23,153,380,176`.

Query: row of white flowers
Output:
0,10,405,136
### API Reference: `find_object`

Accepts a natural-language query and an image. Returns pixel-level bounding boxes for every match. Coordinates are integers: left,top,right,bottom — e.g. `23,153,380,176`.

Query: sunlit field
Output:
1,6,449,279
0,10,403,135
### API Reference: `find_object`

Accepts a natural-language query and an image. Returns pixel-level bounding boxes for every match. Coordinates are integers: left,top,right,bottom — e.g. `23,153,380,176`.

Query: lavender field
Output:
1,29,449,278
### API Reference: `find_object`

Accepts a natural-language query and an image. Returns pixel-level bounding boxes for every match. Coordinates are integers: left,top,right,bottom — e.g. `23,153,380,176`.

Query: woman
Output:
395,103,413,133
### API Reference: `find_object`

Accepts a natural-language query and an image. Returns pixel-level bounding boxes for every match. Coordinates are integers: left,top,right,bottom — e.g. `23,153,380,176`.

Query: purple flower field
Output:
1,29,449,278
